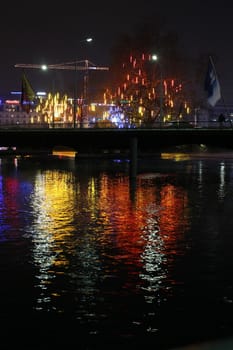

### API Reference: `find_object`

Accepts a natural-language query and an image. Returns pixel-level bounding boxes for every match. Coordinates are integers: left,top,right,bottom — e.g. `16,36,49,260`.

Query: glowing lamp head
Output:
151,54,158,61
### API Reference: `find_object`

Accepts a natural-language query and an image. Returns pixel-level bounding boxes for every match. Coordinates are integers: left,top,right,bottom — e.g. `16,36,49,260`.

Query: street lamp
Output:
80,37,93,43
38,64,55,128
151,54,163,124
73,37,93,128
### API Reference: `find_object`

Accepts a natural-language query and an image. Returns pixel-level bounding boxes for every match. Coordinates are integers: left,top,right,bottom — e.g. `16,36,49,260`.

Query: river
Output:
1,149,233,349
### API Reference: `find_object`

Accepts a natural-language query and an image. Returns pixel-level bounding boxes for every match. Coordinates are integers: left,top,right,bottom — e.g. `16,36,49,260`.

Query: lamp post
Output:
82,59,89,127
41,64,55,128
73,61,77,128
151,54,163,124
73,37,93,128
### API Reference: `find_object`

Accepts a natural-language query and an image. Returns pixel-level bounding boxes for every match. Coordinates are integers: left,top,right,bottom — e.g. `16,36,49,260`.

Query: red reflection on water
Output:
97,175,190,263
0,177,21,240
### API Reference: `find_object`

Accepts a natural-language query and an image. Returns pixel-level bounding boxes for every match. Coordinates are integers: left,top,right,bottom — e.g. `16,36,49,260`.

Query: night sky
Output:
1,0,233,103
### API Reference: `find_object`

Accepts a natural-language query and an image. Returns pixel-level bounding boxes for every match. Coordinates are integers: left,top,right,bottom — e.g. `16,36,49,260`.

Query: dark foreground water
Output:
1,150,233,349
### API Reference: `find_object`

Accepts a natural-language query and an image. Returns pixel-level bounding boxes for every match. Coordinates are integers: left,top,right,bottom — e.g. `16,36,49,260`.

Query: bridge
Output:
0,127,232,177
0,127,233,152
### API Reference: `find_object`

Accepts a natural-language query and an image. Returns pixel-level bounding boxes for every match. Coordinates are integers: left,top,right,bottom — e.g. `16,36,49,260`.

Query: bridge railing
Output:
0,119,232,129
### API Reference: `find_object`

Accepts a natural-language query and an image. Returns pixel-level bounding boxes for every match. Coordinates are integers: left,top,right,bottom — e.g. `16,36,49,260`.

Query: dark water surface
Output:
1,151,233,349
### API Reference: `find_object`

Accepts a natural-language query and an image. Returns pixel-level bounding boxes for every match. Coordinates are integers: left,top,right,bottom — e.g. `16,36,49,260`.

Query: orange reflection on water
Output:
97,175,190,261
160,183,190,237
30,168,190,311
30,170,191,269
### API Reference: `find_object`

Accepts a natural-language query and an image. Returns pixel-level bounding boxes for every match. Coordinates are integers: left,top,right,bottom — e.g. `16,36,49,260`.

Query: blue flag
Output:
204,57,221,107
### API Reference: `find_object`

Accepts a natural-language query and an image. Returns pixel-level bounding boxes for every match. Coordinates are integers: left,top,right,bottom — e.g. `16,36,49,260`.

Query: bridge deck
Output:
0,127,232,153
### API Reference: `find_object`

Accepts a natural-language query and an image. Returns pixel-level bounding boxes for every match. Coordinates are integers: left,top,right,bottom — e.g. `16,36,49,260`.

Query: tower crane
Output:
14,59,109,71
15,60,109,127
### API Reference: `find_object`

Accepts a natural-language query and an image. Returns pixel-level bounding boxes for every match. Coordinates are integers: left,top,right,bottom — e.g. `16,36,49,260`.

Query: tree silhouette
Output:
104,18,194,126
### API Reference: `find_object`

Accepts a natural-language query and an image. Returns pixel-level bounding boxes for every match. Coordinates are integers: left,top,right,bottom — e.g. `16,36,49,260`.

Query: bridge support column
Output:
129,137,138,179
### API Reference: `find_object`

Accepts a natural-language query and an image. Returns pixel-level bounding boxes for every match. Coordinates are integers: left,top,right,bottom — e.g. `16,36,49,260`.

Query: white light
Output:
36,92,47,96
152,54,158,61
41,65,48,70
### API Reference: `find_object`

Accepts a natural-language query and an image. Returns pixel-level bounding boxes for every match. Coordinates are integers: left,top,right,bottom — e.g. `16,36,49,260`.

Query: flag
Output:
21,72,36,112
204,56,221,107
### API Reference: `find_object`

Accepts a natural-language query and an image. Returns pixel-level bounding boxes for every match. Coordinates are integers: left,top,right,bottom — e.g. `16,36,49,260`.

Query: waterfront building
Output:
0,99,48,128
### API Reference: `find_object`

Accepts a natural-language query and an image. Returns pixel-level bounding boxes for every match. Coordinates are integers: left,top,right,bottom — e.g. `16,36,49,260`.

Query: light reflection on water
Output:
1,153,233,348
